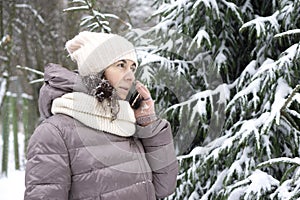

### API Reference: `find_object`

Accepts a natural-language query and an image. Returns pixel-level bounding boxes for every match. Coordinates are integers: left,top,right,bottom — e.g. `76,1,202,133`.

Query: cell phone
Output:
129,90,142,109
126,83,143,109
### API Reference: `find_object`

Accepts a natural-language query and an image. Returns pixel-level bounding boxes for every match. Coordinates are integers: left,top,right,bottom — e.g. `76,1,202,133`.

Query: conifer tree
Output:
128,0,300,199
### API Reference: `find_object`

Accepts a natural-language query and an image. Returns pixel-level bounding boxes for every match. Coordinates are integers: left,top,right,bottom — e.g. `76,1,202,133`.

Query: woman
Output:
24,31,178,200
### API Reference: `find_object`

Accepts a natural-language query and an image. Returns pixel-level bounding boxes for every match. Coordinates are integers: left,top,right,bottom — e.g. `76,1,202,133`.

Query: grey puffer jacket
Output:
24,63,178,200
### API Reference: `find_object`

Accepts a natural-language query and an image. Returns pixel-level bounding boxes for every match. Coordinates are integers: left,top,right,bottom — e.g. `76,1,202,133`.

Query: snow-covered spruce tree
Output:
127,0,300,199
64,0,131,33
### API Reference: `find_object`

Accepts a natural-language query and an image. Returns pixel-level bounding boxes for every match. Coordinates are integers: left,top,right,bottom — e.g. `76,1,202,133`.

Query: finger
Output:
136,83,151,99
136,82,148,93
136,87,149,99
140,88,151,99
136,81,150,93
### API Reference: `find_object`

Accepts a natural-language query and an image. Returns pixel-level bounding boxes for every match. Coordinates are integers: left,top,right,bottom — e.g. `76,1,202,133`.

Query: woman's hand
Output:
134,81,157,126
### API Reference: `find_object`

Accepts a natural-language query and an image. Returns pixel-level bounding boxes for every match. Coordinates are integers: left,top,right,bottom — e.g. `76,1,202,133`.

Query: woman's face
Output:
104,59,136,100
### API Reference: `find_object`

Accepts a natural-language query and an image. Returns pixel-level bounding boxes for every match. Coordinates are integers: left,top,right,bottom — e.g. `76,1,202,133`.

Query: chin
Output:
117,93,127,100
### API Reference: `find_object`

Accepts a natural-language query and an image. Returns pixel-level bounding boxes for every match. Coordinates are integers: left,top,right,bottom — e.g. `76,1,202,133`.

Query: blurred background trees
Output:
0,0,155,175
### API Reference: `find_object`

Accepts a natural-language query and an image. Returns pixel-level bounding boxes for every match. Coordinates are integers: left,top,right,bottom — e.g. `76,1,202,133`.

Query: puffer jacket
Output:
24,63,178,200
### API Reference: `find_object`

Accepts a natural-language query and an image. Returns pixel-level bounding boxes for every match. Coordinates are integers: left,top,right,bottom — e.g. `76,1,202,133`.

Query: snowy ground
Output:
0,131,26,200
0,170,25,200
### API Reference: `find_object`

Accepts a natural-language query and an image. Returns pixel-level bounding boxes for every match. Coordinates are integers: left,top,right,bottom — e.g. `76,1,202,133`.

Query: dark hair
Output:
81,72,120,120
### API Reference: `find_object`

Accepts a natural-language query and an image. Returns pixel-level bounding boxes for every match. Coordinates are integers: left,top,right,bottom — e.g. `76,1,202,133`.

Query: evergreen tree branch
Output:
280,84,300,130
281,84,300,111
16,65,44,76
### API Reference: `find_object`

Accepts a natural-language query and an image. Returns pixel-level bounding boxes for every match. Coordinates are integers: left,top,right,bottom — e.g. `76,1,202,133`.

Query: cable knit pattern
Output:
51,92,136,137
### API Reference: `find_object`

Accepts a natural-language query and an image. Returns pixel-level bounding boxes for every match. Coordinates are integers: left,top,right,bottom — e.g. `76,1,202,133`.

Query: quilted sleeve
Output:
136,119,178,199
24,122,71,200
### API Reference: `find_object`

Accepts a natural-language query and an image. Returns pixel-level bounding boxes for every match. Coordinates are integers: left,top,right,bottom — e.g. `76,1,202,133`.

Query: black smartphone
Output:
126,83,143,109
129,91,142,109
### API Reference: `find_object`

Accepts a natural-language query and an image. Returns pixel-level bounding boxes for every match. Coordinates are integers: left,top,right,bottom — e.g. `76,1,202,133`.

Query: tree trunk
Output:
11,95,20,170
1,97,10,176
0,0,3,37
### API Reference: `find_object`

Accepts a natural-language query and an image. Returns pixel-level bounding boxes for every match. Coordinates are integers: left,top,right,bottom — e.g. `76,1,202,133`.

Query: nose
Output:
124,69,135,82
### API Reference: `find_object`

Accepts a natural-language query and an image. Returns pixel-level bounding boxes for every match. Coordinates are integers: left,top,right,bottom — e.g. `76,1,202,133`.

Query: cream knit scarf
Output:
51,92,136,137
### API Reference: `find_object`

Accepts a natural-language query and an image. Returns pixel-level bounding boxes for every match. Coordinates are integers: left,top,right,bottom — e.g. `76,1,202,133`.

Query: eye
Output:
130,65,137,72
116,62,125,68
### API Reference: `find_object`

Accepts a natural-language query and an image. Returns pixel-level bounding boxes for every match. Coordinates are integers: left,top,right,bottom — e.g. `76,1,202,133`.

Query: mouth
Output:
119,87,129,92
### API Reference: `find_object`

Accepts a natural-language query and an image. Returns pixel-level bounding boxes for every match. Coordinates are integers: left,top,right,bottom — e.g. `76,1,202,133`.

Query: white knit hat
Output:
65,31,138,76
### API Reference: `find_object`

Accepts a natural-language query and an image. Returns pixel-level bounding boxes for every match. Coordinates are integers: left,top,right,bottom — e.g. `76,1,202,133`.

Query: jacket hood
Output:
38,63,87,120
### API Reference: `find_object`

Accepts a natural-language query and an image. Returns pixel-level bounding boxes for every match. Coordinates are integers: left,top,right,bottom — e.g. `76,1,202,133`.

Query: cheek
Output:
105,70,121,88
